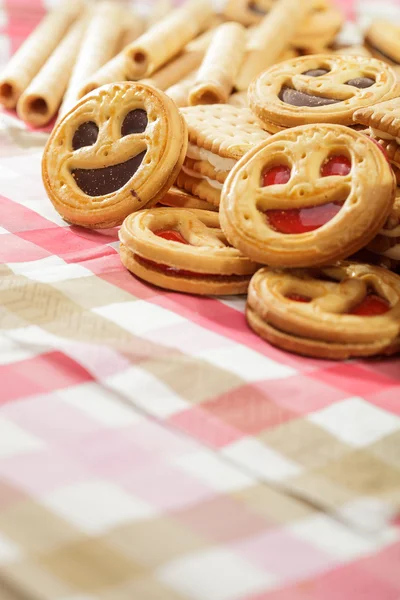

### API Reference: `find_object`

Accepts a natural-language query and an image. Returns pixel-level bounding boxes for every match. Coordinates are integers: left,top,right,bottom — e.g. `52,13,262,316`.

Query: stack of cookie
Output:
36,0,400,361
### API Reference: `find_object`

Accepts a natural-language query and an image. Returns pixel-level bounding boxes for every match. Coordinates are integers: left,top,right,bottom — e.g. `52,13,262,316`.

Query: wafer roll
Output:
59,2,127,118
236,0,311,91
189,22,246,105
147,0,173,28
124,0,213,79
140,30,213,91
166,73,198,108
17,18,87,127
119,12,146,49
0,0,84,109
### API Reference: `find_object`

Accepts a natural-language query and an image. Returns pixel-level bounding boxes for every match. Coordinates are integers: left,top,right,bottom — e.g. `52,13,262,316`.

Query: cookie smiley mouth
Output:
71,151,147,197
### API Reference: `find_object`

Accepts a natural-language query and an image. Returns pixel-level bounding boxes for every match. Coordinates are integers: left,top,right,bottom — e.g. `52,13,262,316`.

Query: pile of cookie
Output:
33,0,400,359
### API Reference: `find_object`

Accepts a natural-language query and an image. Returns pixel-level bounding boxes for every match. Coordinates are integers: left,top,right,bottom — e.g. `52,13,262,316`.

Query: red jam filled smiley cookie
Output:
220,124,396,268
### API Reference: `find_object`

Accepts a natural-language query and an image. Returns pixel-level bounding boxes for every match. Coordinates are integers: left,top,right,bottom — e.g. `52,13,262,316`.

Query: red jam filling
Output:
320,155,351,177
264,157,350,235
154,229,188,244
367,137,391,164
262,165,291,186
287,294,312,303
350,294,390,316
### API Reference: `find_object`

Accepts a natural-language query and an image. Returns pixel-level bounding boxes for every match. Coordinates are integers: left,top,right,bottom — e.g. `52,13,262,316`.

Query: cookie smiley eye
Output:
121,109,148,136
248,1,267,15
302,69,330,77
72,121,99,150
345,77,375,89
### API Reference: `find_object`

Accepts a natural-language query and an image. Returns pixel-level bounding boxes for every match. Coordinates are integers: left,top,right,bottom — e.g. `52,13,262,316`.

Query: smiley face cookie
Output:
249,55,399,132
119,207,259,295
220,124,396,268
42,82,187,229
247,263,400,359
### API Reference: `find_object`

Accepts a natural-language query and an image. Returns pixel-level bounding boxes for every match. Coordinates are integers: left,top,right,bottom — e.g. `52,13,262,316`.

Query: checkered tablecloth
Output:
1,1,400,599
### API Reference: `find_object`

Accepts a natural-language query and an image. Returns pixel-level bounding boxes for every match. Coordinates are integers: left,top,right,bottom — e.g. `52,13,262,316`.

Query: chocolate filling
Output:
72,121,99,150
346,77,375,88
279,86,340,107
72,151,146,196
365,38,400,65
121,109,148,136
302,69,330,77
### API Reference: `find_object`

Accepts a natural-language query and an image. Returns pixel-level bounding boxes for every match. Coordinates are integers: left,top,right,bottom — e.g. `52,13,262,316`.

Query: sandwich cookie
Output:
247,263,400,360
366,188,400,267
249,54,399,132
119,207,259,295
178,104,270,207
220,124,396,267
158,186,218,211
42,82,187,228
364,20,400,66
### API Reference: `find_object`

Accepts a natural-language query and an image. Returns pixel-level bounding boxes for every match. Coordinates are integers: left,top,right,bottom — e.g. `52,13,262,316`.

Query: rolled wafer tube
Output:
17,18,87,127
140,30,213,91
59,2,127,118
118,12,146,49
124,0,213,80
236,0,311,91
147,0,173,28
166,72,198,108
0,0,84,109
189,22,246,105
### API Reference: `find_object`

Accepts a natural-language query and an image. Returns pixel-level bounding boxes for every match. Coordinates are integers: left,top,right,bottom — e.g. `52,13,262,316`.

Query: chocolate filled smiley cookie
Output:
42,82,187,228
220,124,396,268
119,207,259,295
249,54,399,132
247,263,400,360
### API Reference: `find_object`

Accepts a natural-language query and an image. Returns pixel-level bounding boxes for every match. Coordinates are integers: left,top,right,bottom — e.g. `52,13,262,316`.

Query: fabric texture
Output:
1,1,400,598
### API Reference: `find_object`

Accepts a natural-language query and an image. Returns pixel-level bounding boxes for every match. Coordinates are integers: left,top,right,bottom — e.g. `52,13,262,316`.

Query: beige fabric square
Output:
233,484,316,524
53,275,135,310
260,419,351,469
370,430,400,471
99,577,187,600
38,539,143,592
0,501,79,553
1,561,73,600
106,517,208,568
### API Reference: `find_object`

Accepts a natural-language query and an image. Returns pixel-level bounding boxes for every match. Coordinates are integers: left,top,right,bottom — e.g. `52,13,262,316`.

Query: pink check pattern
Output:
1,1,400,599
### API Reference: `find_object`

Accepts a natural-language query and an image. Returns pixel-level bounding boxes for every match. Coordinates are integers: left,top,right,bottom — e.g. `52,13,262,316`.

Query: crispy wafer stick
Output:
189,22,246,105
236,0,311,91
79,10,146,97
166,72,198,108
124,0,213,80
59,2,127,118
0,0,84,109
17,18,87,127
141,29,214,91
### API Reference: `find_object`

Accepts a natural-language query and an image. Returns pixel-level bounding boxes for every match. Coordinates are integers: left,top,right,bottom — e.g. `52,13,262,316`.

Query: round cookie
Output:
364,20,400,66
119,207,259,295
367,188,400,264
247,263,400,359
249,54,399,131
158,187,218,211
220,124,396,267
42,82,188,229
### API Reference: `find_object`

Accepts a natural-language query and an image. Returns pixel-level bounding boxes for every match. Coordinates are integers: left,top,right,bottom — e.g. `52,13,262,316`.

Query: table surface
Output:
1,1,400,599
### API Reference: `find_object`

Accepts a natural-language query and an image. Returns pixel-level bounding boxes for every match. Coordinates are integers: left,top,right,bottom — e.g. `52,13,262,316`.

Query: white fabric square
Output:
9,255,91,283
0,227,9,234
223,438,301,482
0,417,43,458
0,334,42,365
94,300,185,336
43,482,156,535
0,533,23,565
289,514,397,561
59,382,143,427
336,497,399,534
309,397,400,447
175,451,254,493
107,366,187,418
195,345,295,382
217,297,247,313
158,549,278,600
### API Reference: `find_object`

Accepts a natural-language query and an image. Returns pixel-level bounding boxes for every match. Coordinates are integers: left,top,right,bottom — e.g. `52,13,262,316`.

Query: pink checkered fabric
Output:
1,1,400,599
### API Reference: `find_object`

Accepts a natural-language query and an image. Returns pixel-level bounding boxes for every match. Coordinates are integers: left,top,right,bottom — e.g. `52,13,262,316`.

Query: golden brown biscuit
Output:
364,20,400,66
249,54,399,131
119,207,259,295
158,186,217,211
42,82,187,229
247,263,400,359
366,188,400,264
354,97,400,143
220,124,396,267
